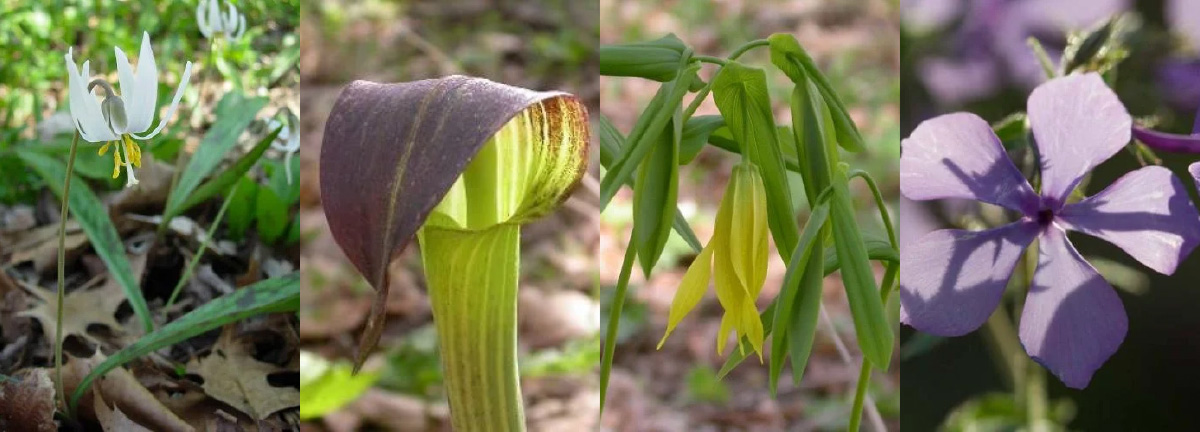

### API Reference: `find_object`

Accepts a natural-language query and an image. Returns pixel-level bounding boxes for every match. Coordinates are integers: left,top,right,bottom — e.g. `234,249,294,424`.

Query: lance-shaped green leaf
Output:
679,115,726,164
17,150,153,333
162,93,268,228
716,239,899,379
597,112,702,252
711,61,799,258
69,273,299,412
632,107,681,275
321,76,589,431
769,202,828,395
600,64,699,207
600,34,690,82
768,33,863,153
797,78,893,369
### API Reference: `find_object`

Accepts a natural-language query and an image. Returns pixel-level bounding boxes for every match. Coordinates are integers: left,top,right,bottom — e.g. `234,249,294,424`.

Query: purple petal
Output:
1058,166,1200,274
901,112,1040,215
1167,0,1200,52
900,221,1040,336
1020,225,1126,389
1158,60,1200,111
1132,124,1200,153
1028,73,1132,209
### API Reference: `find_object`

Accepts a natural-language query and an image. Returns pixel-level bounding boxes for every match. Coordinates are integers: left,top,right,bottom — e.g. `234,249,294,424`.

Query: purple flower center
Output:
1036,208,1055,226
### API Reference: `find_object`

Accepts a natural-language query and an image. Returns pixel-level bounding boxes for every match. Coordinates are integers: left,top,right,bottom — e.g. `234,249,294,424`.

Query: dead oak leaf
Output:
19,253,147,342
63,353,194,432
187,327,299,420
94,387,153,432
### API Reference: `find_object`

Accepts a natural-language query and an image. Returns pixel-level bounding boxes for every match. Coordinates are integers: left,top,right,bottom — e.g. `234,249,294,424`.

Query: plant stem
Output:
680,39,769,124
165,182,241,309
849,261,897,432
1022,239,1048,431
55,131,80,417
420,224,526,431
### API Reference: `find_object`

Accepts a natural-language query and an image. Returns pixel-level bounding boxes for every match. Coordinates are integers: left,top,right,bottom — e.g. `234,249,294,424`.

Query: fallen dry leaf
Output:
19,253,147,342
5,222,88,274
0,368,56,432
93,387,153,432
62,353,195,432
187,327,299,420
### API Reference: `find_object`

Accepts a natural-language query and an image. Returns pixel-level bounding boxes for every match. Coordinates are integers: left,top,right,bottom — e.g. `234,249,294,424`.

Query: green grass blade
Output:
162,93,268,226
711,61,799,258
69,273,300,411
17,150,154,333
175,124,281,214
768,202,828,395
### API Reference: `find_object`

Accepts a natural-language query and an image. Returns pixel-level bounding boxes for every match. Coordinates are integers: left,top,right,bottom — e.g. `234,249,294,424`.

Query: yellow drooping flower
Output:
659,161,769,360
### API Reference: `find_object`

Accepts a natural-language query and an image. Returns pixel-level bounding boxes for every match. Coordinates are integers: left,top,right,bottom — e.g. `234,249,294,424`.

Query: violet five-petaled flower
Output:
899,72,1200,389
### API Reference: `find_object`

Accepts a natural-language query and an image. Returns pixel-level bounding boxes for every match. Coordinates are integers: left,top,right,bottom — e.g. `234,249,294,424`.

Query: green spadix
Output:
321,76,588,431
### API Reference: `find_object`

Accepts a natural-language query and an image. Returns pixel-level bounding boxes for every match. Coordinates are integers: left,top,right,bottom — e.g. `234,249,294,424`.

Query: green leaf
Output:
767,33,864,152
69,273,300,412
299,352,379,420
679,115,725,164
175,124,281,216
711,61,799,259
632,109,680,276
162,92,267,226
600,64,699,207
717,236,896,379
256,183,289,244
597,113,702,253
17,150,153,333
599,34,690,82
824,233,898,268
769,202,827,395
225,176,258,241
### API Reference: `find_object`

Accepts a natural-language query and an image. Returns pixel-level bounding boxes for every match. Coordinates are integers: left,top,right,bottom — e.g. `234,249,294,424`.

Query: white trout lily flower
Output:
267,118,300,184
197,0,246,40
65,31,193,188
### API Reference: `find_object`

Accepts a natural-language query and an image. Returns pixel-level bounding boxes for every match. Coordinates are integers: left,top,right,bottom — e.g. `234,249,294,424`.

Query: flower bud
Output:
600,34,690,82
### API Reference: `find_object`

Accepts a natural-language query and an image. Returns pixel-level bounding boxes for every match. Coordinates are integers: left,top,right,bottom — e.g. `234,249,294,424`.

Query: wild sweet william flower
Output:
899,73,1200,388
66,32,193,188
197,0,246,41
660,161,769,360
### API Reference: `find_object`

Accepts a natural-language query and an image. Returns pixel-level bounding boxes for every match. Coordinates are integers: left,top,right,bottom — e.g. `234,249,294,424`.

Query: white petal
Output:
235,14,246,40
208,0,221,31
129,32,158,133
197,0,212,38
64,50,116,142
113,49,138,134
132,61,192,140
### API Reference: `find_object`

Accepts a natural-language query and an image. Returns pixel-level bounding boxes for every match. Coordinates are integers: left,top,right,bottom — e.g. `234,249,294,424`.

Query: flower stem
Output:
55,131,81,417
1021,239,1049,431
849,261,897,432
